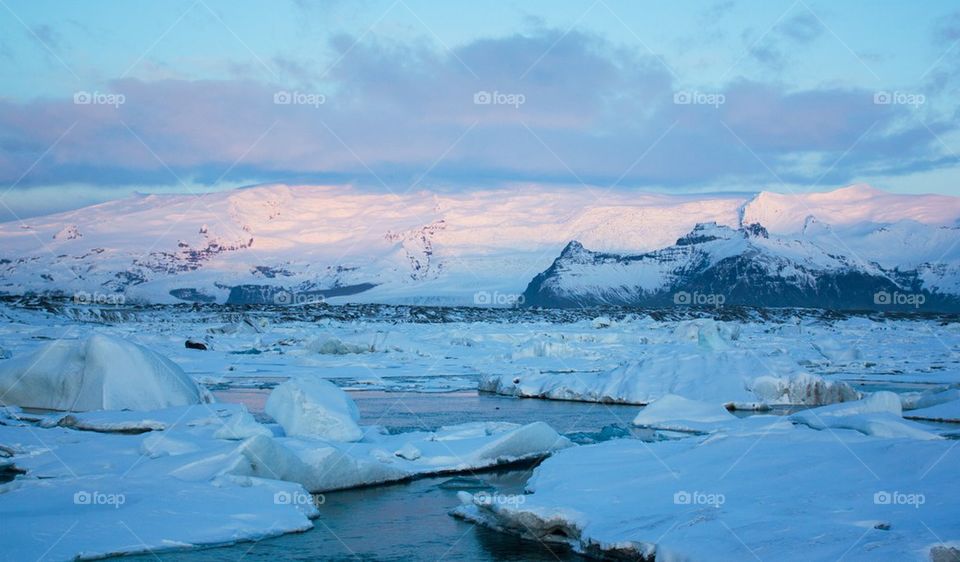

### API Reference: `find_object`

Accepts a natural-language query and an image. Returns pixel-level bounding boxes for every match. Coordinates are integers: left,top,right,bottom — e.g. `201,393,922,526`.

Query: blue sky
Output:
1,0,959,219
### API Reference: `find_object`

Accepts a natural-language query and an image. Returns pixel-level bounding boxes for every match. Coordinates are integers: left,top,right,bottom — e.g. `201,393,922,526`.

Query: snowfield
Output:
0,299,958,559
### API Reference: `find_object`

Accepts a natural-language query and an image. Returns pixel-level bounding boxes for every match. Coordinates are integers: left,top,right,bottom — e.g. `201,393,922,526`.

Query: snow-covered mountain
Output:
522,221,960,311
0,183,957,308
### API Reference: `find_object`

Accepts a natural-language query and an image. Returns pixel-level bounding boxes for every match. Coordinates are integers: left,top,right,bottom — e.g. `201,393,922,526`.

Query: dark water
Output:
123,390,643,561
108,386,959,560
216,388,646,436
123,468,583,561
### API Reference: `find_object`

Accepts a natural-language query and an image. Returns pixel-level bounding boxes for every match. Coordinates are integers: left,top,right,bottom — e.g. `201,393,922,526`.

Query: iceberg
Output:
0,334,209,412
265,377,363,441
481,350,857,409
790,391,942,440
454,418,958,560
632,394,737,433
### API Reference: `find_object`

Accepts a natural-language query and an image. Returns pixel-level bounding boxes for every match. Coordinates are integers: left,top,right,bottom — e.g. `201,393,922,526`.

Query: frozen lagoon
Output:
0,300,959,560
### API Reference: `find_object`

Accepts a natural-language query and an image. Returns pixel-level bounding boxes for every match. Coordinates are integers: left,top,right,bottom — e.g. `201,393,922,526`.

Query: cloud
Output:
778,12,822,44
29,24,64,53
0,28,953,193
747,9,823,69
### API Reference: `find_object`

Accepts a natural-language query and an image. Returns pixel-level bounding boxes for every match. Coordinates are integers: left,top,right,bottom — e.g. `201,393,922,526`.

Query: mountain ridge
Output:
1,183,958,307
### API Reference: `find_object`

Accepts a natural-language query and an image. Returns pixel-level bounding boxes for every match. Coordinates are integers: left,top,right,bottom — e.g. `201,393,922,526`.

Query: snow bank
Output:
265,377,363,441
790,392,941,440
0,334,208,412
481,350,856,409
453,422,960,560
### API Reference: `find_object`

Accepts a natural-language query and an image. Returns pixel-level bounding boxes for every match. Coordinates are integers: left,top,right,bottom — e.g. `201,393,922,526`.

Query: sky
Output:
1,0,959,220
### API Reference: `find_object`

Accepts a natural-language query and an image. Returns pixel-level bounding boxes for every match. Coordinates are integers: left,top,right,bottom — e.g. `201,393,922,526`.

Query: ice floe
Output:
481,351,857,409
790,391,942,440
0,394,571,558
631,394,737,433
454,415,958,560
0,334,210,412
265,377,364,441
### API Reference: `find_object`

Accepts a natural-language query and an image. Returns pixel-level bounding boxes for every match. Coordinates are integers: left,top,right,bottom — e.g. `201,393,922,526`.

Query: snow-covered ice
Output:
790,391,942,440
480,324,858,409
0,386,571,558
454,414,959,560
0,334,209,412
0,300,958,559
265,377,363,441
631,394,737,433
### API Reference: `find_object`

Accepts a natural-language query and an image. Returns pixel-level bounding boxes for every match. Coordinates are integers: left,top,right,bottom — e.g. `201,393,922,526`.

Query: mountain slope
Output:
522,222,960,311
0,183,957,307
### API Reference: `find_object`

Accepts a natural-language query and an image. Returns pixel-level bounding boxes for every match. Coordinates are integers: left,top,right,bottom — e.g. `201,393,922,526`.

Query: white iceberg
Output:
454,420,959,561
0,334,209,412
0,400,572,558
905,399,960,423
233,421,572,492
481,349,856,409
632,394,737,433
265,377,363,441
790,391,942,440
902,387,960,411
0,475,318,560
